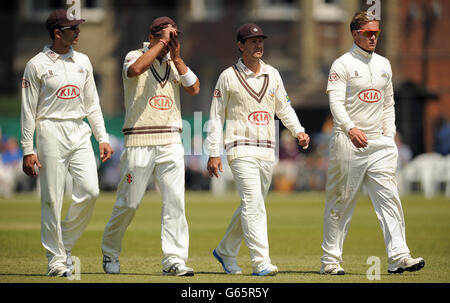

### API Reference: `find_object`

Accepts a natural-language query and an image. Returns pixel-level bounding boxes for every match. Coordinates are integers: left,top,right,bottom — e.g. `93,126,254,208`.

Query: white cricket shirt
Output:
326,43,396,139
21,45,109,156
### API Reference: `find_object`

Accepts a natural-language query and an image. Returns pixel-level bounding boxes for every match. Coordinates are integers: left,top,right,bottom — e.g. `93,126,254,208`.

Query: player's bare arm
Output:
348,127,368,148
207,156,223,178
127,27,174,78
168,34,200,96
22,154,42,177
297,132,310,150
99,142,113,163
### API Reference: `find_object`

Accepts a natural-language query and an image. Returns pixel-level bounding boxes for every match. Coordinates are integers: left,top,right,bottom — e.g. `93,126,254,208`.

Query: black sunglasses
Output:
59,25,79,31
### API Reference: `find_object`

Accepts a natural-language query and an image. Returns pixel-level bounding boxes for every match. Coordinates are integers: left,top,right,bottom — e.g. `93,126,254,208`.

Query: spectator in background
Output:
99,135,124,191
394,132,412,195
395,132,412,171
185,135,210,191
0,134,33,197
273,129,300,192
435,118,450,156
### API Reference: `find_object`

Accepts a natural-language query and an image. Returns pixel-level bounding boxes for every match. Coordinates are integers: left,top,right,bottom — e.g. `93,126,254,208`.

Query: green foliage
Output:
0,96,21,117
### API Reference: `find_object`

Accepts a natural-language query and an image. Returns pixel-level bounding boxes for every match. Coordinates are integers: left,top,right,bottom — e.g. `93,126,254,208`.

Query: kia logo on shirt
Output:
358,89,381,103
149,95,173,110
57,85,81,100
248,111,271,126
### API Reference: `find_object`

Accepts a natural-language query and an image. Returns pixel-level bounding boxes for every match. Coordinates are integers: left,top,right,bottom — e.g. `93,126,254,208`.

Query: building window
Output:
188,0,224,21
251,0,299,21
23,0,105,23
313,0,345,22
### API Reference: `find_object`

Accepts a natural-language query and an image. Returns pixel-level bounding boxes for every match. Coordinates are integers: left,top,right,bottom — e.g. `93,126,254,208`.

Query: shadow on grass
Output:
0,273,47,277
279,270,370,276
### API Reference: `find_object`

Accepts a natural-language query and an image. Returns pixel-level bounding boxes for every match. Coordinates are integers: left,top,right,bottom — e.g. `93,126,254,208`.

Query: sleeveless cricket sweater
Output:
122,47,182,147
207,58,304,163
223,64,277,162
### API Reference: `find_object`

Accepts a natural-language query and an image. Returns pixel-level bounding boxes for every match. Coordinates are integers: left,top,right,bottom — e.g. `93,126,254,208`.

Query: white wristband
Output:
180,68,197,87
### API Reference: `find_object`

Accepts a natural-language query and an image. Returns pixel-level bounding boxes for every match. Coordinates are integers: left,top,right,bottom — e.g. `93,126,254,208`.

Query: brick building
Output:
2,0,449,156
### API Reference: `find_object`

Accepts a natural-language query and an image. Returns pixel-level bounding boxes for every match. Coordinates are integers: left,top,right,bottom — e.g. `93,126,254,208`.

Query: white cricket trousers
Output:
36,119,99,269
216,157,274,271
321,132,411,267
101,144,189,270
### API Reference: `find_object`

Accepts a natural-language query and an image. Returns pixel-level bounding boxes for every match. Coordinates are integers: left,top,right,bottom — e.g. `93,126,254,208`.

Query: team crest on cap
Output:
253,28,258,32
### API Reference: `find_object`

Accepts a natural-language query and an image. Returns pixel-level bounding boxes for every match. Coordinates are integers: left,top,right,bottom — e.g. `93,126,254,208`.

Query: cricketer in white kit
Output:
21,9,112,277
206,23,310,276
320,11,424,275
101,17,200,277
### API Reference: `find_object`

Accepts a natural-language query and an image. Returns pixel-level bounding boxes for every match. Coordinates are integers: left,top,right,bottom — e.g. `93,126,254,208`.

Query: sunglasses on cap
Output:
356,29,381,38
59,25,79,31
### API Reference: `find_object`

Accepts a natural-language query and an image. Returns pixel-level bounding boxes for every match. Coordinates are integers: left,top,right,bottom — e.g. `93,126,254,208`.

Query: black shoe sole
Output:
405,259,425,272
388,259,425,274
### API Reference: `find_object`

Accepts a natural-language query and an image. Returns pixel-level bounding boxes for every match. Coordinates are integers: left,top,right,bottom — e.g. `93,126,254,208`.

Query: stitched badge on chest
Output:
268,88,275,98
46,69,57,79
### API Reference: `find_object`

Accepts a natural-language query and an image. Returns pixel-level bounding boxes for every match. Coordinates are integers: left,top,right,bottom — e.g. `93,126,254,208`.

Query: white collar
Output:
236,58,268,76
350,43,373,59
43,45,74,62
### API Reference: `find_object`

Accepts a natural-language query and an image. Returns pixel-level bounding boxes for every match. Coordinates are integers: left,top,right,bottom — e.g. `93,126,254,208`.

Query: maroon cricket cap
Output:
46,9,85,31
149,16,182,35
237,23,268,42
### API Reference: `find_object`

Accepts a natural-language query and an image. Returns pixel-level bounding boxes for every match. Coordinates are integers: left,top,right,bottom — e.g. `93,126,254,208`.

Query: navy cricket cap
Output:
149,16,182,35
46,9,85,31
237,23,268,42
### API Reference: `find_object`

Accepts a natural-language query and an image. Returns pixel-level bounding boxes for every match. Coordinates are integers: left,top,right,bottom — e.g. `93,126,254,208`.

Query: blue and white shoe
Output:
103,255,120,274
213,249,242,275
252,263,278,276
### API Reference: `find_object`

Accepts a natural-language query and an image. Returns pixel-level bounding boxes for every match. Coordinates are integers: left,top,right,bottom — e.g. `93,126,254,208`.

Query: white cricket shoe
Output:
66,251,73,272
320,263,345,275
103,255,120,274
163,263,194,276
47,265,72,277
388,257,425,274
213,249,242,274
252,263,278,276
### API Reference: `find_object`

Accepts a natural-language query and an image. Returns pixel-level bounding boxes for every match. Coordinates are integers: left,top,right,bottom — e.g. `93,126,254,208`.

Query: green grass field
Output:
0,191,449,283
